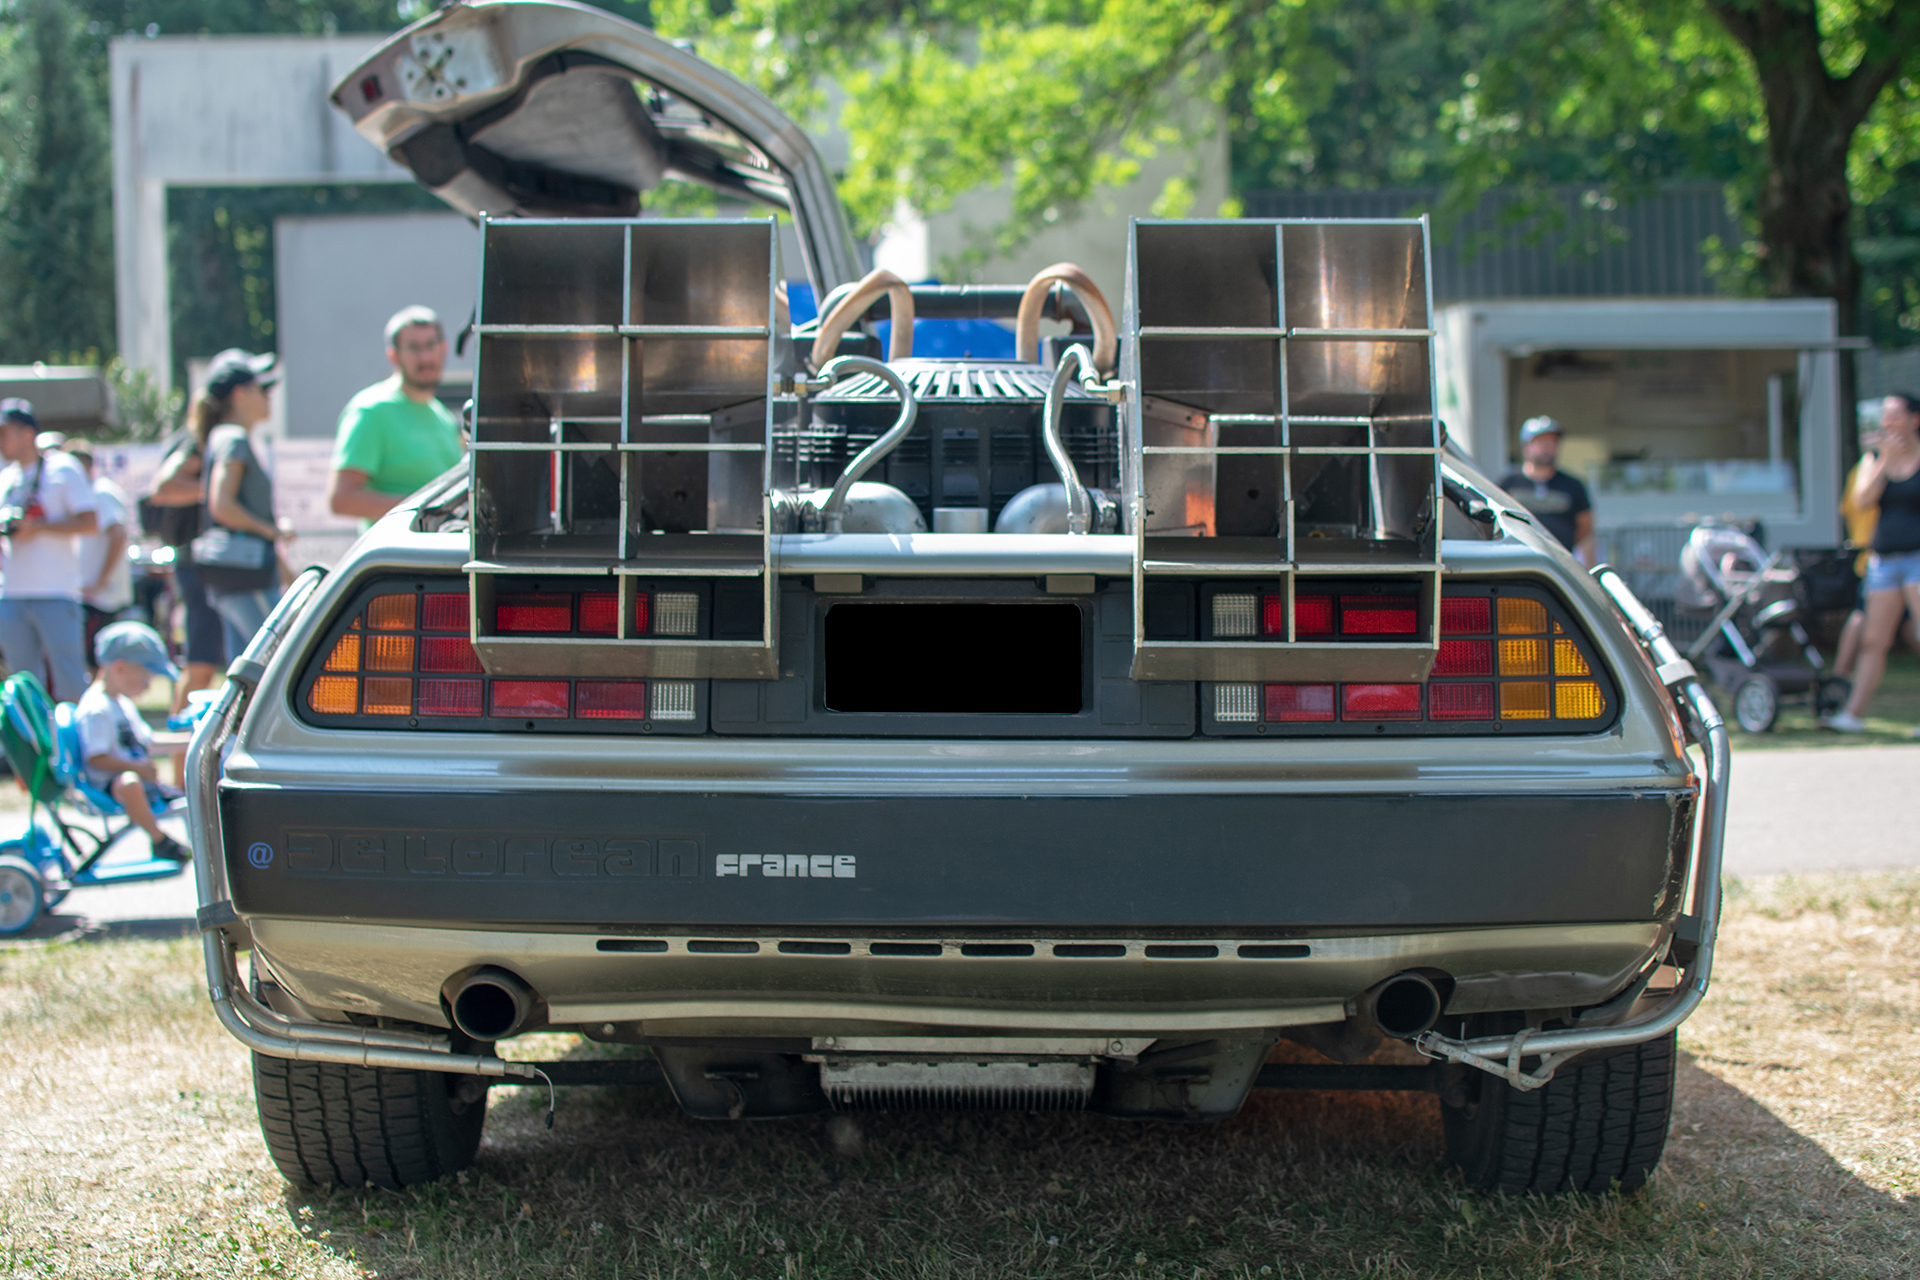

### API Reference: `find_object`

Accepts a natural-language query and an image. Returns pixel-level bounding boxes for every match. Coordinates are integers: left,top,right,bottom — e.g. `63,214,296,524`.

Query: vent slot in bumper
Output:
817,1059,1095,1111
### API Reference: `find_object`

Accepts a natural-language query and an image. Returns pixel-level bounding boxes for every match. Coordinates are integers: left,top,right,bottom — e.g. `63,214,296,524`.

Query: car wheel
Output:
251,1052,490,1189
1442,1028,1676,1194
0,854,43,935
1731,674,1779,733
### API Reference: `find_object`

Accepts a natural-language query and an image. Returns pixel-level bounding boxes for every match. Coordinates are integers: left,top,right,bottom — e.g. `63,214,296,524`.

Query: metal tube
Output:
818,356,919,533
1414,567,1728,1087
1043,345,1095,534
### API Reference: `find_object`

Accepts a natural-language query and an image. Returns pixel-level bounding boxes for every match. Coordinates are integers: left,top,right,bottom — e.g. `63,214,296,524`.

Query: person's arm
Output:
85,748,158,781
90,520,128,595
149,447,203,506
327,467,404,519
12,469,97,540
1573,510,1597,566
1854,450,1891,509
208,456,286,543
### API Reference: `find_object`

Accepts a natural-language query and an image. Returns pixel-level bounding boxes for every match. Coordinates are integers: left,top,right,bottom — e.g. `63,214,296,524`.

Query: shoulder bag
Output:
188,433,276,593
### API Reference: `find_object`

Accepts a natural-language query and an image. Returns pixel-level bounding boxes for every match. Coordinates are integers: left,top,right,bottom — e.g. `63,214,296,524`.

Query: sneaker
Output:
1824,711,1866,733
151,834,191,863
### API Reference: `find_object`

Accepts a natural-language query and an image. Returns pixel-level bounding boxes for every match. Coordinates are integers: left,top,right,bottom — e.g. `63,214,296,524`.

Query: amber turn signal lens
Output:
365,634,414,672
1500,681,1550,720
367,593,417,631
1499,638,1548,677
1553,638,1590,676
362,677,412,715
308,676,358,715
323,634,360,672
1555,681,1605,719
1497,597,1547,634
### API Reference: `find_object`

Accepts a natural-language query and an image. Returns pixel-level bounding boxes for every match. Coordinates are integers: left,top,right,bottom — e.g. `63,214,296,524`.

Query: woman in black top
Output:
1829,392,1920,731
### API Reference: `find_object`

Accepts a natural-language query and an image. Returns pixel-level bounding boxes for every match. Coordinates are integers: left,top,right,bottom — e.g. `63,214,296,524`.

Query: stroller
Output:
0,672,189,935
1676,523,1848,733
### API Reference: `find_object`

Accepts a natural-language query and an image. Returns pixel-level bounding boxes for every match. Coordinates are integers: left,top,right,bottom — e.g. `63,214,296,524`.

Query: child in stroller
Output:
1675,522,1848,732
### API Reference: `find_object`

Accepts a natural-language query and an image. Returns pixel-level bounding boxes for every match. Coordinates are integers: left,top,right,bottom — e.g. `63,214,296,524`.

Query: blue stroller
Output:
0,672,189,935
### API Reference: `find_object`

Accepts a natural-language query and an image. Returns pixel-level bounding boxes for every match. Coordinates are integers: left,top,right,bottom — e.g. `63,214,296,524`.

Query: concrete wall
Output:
110,34,412,388
273,212,480,439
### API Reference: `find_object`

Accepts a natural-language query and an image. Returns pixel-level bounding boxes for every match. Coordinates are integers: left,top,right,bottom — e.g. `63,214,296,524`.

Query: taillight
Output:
496,594,571,633
304,586,704,729
1210,585,1610,732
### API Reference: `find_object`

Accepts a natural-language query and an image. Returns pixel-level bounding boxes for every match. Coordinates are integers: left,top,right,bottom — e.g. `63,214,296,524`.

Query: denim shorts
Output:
1865,549,1920,593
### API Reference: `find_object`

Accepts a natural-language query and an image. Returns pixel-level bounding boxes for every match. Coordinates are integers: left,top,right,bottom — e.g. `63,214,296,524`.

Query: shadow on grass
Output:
281,1047,1917,1279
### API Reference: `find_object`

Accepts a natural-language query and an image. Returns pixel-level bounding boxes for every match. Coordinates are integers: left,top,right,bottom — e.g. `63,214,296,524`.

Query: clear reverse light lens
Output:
650,680,697,721
653,592,699,636
1214,683,1259,722
1212,594,1256,638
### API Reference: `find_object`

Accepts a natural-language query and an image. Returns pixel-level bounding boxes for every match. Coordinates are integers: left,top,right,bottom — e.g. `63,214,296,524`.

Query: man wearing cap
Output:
0,397,99,701
77,620,188,862
327,305,464,523
63,439,135,661
1501,416,1596,564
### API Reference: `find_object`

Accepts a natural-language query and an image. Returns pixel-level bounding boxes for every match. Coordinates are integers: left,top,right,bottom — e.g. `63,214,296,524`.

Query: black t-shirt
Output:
1499,469,1592,551
1874,467,1920,554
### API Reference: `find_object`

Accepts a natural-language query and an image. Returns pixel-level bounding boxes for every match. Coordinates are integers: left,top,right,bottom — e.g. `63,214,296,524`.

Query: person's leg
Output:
35,599,91,703
1836,608,1866,676
0,598,48,693
1841,587,1909,720
110,772,167,843
209,585,283,652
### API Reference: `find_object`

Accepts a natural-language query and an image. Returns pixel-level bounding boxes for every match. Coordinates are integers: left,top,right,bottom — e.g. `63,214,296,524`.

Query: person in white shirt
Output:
0,398,99,701
64,440,134,664
75,621,188,862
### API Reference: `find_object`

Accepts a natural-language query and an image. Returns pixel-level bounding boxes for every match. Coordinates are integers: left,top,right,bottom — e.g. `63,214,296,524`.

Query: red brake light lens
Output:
1343,683,1420,719
418,679,484,717
579,592,619,635
633,592,651,635
1441,596,1489,634
1340,597,1418,635
1260,595,1286,636
1265,683,1335,722
490,680,570,717
1429,682,1495,720
419,636,483,673
1432,639,1492,677
1294,595,1334,636
421,593,468,632
495,594,571,633
576,680,647,720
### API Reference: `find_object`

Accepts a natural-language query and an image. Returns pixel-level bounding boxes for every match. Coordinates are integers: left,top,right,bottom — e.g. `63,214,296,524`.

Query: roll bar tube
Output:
1413,565,1728,1090
188,566,538,1080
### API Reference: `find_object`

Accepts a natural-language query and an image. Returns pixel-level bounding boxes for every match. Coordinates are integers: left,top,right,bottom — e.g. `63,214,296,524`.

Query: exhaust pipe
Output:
449,967,538,1041
1357,971,1443,1040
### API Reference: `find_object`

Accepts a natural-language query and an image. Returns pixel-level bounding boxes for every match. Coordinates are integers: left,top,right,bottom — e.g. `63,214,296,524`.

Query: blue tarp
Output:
787,281,1018,361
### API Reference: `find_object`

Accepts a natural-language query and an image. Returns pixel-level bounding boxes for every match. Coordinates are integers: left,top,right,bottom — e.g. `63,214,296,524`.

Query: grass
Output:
3,874,1919,1278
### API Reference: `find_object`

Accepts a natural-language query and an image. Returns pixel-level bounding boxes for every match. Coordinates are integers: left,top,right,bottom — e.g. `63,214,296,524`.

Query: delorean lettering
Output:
274,830,703,877
715,854,856,879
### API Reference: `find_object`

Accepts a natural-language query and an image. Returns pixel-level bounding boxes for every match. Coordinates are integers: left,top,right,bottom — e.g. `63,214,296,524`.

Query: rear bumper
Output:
221,786,1692,930
248,916,1666,1037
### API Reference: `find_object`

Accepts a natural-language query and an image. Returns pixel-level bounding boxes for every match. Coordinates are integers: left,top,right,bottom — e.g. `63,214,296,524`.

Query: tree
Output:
653,0,1920,336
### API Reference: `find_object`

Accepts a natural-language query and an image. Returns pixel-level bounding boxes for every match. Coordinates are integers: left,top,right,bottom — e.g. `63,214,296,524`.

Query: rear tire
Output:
1731,675,1780,733
1442,1030,1676,1194
0,854,43,934
251,1053,489,1189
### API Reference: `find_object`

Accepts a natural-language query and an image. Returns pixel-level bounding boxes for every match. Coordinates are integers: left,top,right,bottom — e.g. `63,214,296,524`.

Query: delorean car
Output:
187,0,1727,1197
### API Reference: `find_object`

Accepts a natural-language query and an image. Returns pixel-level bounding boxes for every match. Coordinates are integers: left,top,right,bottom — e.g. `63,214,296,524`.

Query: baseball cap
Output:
1518,415,1564,444
36,431,66,453
0,398,36,429
95,620,181,679
204,349,280,400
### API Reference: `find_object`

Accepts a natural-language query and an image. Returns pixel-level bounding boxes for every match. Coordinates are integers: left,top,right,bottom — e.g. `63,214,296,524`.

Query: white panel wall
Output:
272,212,480,440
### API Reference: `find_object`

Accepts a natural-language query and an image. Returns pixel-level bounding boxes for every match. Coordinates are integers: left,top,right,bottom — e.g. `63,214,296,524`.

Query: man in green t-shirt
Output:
327,305,466,522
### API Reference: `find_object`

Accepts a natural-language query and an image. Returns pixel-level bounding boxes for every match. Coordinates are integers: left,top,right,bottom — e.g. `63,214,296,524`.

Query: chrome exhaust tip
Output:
1358,971,1444,1040
449,967,537,1041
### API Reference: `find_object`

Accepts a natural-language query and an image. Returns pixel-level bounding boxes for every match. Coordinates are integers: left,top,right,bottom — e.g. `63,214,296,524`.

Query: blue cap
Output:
94,621,180,679
0,398,35,428
1519,415,1563,444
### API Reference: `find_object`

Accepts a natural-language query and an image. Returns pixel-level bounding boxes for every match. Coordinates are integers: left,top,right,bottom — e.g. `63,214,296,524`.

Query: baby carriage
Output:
1676,523,1848,732
0,672,189,935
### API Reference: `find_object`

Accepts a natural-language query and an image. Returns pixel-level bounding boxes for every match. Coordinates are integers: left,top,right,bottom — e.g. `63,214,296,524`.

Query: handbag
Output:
189,434,277,592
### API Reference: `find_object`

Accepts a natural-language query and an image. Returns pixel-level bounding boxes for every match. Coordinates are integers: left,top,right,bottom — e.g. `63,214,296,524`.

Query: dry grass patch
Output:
4,876,1920,1278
